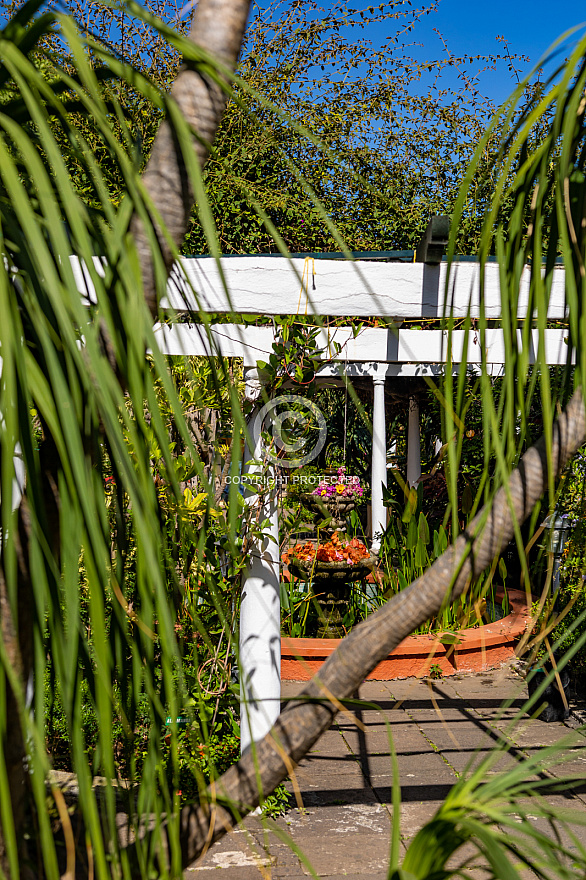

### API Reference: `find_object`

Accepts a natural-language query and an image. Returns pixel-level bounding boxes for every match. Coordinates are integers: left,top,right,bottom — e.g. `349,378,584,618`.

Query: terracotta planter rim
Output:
281,587,530,679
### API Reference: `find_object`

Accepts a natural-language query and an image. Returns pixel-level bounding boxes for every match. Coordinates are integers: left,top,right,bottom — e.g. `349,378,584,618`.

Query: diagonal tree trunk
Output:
122,388,586,872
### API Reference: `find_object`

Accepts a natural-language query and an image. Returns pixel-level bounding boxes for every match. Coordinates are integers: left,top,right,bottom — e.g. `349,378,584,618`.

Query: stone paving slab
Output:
396,800,443,840
296,754,361,775
547,752,586,780
409,717,496,751
507,719,585,748
354,723,434,755
275,804,393,877
360,749,458,782
337,708,408,728
294,785,380,807
302,731,352,754
371,780,456,805
497,795,586,863
184,667,586,878
404,705,477,723
293,765,364,787
439,748,509,775
381,679,436,701
186,826,273,876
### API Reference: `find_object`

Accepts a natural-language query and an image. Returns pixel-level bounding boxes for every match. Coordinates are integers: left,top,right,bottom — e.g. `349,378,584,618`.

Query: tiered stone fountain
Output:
287,491,376,638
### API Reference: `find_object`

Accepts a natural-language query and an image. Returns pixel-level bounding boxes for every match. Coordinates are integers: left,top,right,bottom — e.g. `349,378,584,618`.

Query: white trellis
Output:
74,253,576,750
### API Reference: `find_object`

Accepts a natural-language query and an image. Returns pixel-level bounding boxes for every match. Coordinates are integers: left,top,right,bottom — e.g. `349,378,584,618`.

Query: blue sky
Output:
12,0,581,107
374,0,586,103
250,0,586,106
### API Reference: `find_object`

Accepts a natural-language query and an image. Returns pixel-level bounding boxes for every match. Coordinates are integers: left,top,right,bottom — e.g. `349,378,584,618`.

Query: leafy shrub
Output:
45,672,290,815
546,582,586,694
541,501,586,693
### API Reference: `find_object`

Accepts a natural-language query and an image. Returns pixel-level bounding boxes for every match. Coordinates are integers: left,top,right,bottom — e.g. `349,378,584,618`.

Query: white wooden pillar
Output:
10,444,24,512
0,356,24,515
239,369,281,753
0,449,24,547
407,395,421,488
371,374,387,553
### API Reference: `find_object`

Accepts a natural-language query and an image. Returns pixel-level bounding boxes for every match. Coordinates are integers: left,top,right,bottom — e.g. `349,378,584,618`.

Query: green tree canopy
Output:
45,0,537,255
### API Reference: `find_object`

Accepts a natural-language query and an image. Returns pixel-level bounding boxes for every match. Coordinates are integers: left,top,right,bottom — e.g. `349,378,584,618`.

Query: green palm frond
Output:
394,31,586,880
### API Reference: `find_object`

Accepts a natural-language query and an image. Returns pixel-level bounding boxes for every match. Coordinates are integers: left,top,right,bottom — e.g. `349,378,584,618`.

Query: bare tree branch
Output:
124,388,586,872
130,0,253,317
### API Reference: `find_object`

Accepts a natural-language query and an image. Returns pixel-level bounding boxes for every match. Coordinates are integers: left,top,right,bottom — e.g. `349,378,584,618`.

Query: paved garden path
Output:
186,665,586,879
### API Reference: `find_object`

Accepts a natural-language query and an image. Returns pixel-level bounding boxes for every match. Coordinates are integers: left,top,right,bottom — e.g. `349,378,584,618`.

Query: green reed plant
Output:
379,488,508,634
3,0,586,877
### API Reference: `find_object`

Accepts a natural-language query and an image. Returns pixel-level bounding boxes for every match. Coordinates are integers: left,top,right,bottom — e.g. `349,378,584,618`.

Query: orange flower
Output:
283,533,369,567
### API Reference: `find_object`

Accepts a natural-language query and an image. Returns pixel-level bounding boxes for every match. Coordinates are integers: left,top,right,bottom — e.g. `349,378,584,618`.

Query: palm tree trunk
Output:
131,0,253,318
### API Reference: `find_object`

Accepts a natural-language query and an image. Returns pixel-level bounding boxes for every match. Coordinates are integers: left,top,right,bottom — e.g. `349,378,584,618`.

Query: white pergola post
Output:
0,356,25,515
371,373,387,553
407,395,421,488
239,369,281,754
11,444,24,512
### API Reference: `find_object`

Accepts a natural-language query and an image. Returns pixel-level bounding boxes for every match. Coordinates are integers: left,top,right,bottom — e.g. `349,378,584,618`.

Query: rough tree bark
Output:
130,0,253,318
123,389,586,872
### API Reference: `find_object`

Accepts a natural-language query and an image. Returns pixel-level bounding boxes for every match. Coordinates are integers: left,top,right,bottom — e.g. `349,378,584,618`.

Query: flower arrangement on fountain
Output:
282,532,370,566
311,466,363,500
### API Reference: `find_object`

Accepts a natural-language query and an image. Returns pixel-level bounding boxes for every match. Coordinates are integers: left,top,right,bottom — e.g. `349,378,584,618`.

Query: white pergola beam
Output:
153,323,274,365
315,363,506,378
72,256,569,320
153,325,574,368
164,258,568,319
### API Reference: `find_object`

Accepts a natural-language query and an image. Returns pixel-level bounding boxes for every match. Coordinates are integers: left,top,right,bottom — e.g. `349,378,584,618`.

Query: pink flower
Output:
312,472,363,500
